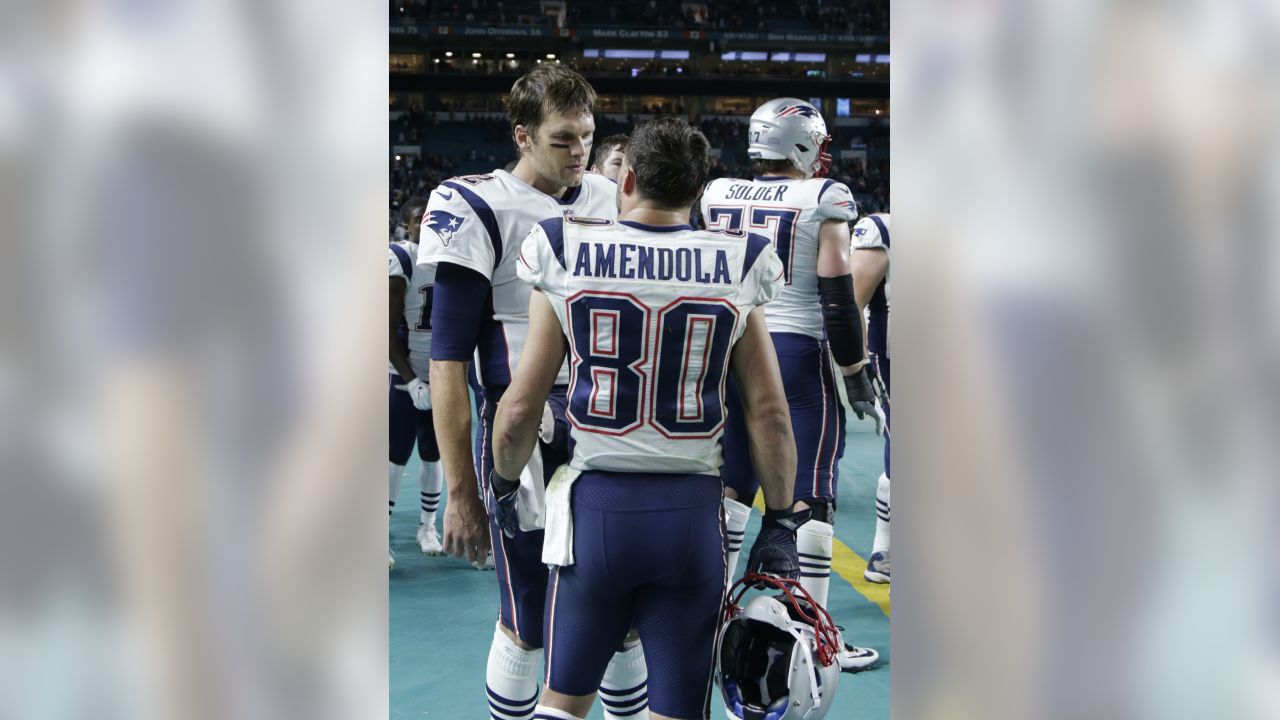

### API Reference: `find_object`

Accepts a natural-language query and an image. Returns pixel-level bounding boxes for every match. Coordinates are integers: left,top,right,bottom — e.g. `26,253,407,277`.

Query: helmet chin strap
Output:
791,628,823,717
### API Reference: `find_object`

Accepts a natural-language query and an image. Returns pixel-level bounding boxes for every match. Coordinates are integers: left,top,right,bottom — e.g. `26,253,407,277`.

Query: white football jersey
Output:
389,239,434,378
519,217,784,475
851,213,891,358
417,170,617,388
700,176,857,338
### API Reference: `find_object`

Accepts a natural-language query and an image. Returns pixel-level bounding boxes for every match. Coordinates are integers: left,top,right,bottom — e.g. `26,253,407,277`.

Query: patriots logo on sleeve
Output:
854,226,868,237
424,210,466,246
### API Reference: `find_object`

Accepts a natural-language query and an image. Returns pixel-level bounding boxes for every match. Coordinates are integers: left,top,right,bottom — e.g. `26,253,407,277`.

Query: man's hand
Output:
442,487,491,564
395,376,432,411
486,469,521,539
745,504,812,581
842,366,883,435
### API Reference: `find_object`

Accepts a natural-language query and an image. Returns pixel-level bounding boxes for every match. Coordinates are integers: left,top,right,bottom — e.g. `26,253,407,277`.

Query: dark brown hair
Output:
506,65,597,140
401,195,429,242
625,118,711,209
751,158,797,176
592,134,629,167
400,196,428,227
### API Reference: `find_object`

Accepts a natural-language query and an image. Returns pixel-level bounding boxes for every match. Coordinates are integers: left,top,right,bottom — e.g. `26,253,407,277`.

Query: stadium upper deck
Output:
387,0,889,236
392,0,888,35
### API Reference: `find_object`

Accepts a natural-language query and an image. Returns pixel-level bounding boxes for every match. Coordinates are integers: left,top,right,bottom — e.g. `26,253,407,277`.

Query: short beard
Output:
535,155,574,189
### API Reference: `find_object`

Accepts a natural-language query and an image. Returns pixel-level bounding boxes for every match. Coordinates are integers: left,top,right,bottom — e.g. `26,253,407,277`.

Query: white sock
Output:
486,623,540,720
872,473,890,554
531,707,583,720
797,519,834,608
388,463,404,516
723,496,751,584
599,639,648,719
419,460,441,526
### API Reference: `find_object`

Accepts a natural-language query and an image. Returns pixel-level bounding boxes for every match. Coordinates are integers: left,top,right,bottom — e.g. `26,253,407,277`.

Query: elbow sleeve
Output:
817,273,865,366
429,262,490,361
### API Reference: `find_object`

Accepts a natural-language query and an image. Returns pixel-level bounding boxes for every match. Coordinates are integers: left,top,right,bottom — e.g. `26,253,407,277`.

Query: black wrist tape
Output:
817,274,865,366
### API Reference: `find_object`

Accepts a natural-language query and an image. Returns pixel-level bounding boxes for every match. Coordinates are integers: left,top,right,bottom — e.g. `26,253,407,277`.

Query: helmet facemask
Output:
717,573,844,719
813,134,833,178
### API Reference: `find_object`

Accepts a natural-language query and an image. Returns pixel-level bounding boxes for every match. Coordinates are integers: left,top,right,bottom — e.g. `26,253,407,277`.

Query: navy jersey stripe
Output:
558,183,582,205
816,178,837,203
443,180,503,268
537,217,568,270
743,232,771,276
869,214,891,247
389,243,413,280
618,220,694,233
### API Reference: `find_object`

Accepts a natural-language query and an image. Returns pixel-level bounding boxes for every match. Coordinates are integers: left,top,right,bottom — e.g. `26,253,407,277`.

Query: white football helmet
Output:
746,98,833,179
716,574,842,720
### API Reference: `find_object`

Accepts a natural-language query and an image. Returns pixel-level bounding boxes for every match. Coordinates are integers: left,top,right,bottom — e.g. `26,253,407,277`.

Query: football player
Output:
388,196,443,569
490,116,805,720
587,133,628,182
417,66,645,720
851,212,891,583
699,98,880,671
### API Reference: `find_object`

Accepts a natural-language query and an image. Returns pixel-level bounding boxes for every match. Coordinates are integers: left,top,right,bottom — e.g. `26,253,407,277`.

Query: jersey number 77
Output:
706,206,799,284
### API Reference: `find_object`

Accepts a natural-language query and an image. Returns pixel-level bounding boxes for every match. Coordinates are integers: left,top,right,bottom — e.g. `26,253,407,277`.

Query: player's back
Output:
852,212,891,359
417,169,616,389
518,216,783,475
700,175,857,339
389,239,434,376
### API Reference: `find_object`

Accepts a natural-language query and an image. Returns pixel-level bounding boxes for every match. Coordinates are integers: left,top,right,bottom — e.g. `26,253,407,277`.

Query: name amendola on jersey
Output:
571,239,734,284
516,215,784,475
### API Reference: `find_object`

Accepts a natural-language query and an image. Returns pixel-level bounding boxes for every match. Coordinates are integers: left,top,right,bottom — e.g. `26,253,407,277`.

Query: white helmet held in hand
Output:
747,98,833,179
716,573,843,719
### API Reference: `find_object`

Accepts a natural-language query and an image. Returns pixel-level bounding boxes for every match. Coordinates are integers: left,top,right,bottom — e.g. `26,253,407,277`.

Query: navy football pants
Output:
721,332,846,506
543,471,725,719
475,385,571,649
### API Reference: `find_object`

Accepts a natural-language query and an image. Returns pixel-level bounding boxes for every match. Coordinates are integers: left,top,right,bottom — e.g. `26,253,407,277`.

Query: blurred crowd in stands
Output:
392,0,888,35
390,109,888,239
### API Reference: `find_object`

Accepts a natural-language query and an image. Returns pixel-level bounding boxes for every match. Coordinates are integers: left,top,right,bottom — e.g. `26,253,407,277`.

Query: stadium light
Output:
546,53,556,59
472,52,481,58
433,58,439,64
395,155,402,161
445,51,453,57
506,52,515,58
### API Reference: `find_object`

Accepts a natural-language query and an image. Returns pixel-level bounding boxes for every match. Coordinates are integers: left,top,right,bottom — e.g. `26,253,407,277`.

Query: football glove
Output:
394,376,432,411
486,468,520,539
842,366,883,435
745,504,812,582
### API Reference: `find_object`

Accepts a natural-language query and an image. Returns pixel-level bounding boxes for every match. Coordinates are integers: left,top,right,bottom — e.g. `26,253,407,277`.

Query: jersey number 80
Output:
567,291,740,438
